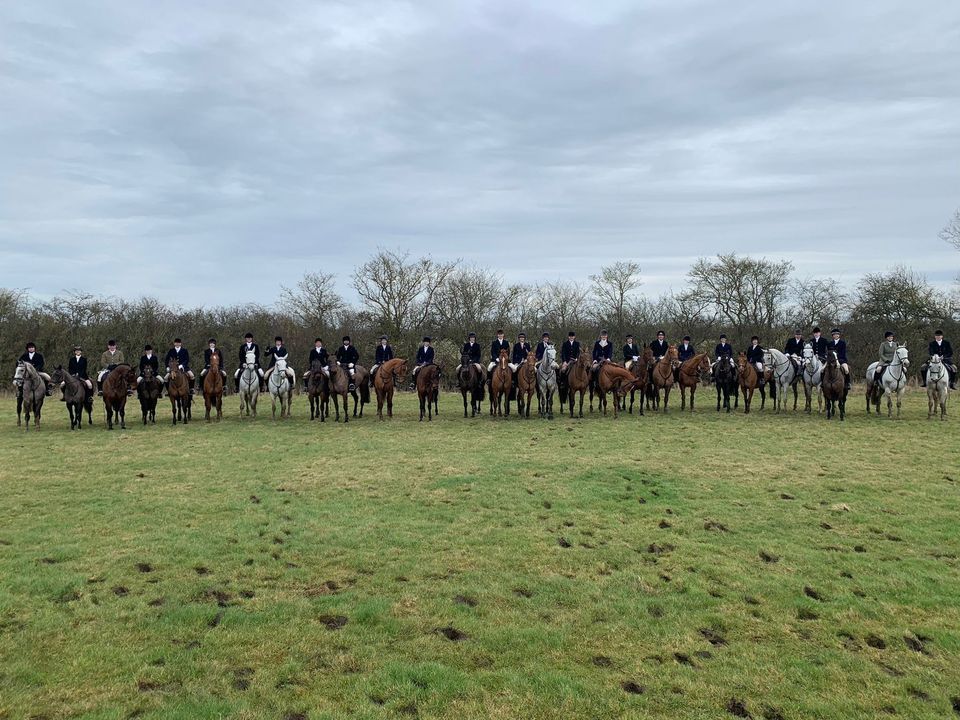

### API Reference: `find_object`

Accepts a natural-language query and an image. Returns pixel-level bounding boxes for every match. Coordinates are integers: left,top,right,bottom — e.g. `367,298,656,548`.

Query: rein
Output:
765,352,793,385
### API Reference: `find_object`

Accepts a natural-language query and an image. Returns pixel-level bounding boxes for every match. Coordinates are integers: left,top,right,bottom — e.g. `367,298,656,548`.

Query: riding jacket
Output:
18,351,45,371
99,349,124,369
783,338,804,356
462,342,482,364
203,347,224,369
592,341,613,362
416,346,435,364
928,339,953,362
677,343,696,362
745,344,764,365
309,347,329,367
622,343,638,362
561,340,581,362
650,340,668,358
490,339,510,362
375,344,394,364
512,342,531,364
714,342,732,358
878,341,896,364
265,345,289,368
165,346,190,370
238,342,261,367
336,344,359,365
809,336,828,359
535,342,550,361
830,339,848,364
139,353,160,375
68,355,89,379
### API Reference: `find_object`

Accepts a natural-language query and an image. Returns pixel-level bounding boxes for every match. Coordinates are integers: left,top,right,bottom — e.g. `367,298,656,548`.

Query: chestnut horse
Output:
103,363,137,430
373,358,407,420
516,351,537,419
203,354,223,422
307,360,329,421
676,351,711,412
565,353,592,418
457,353,485,417
621,347,651,415
649,345,679,412
490,349,512,417
416,363,442,422
166,357,191,425
736,352,765,414
596,362,644,418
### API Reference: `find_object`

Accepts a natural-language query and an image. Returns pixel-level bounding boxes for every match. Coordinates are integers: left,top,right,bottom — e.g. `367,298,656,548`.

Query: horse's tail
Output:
360,379,370,403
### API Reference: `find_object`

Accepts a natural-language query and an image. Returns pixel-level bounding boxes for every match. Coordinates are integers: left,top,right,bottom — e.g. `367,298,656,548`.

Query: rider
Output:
874,331,896,385
200,338,226,388
511,332,531,372
535,332,552,362
650,330,668,361
413,336,435,383
370,335,393,378
488,329,511,381
303,337,329,391
234,333,263,393
809,326,828,361
18,342,53,396
623,333,639,370
784,329,805,360
920,329,956,389
263,336,296,390
676,335,696,383
829,328,851,390
560,330,581,373
711,334,733,378
63,345,93,399
336,335,360,391
136,344,161,394
456,332,483,375
746,336,764,383
163,338,194,395
97,340,125,396
591,329,613,384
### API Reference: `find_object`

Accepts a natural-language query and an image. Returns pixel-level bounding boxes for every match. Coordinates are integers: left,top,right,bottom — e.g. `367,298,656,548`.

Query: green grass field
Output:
1,387,958,720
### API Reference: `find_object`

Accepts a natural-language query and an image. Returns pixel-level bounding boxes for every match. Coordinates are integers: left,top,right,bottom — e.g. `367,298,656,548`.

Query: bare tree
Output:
540,280,589,331
280,271,345,328
589,261,642,337
351,249,459,339
787,277,851,330
433,266,504,331
940,208,960,251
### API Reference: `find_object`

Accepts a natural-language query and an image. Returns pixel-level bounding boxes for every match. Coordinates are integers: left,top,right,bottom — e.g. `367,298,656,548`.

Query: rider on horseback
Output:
336,336,360,391
676,335,696,382
234,333,263,393
561,330,581,374
163,338,195,395
263,336,296,389
303,338,329,392
413,336,435,383
200,339,226,386
591,330,613,386
809,327,828,361
456,332,483,375
623,333,639,370
97,340,125,396
61,345,93,400
875,331,896,385
18,342,53,397
919,329,956,389
488,329,511,381
511,333,531,372
535,332,552,362
784,329,805,372
829,328,851,390
370,335,393,378
136,344,161,396
710,334,733,380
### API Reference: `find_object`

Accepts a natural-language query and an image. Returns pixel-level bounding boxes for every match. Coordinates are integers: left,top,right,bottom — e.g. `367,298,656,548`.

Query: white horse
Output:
926,354,949,420
536,344,558,419
866,344,910,418
238,349,259,418
763,348,798,413
801,342,823,414
268,357,292,419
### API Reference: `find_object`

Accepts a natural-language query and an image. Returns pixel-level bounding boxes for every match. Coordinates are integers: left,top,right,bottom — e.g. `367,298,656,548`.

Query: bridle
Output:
764,350,793,385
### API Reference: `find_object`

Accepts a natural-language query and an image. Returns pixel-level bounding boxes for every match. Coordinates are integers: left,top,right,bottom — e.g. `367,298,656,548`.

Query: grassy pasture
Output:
0,387,958,720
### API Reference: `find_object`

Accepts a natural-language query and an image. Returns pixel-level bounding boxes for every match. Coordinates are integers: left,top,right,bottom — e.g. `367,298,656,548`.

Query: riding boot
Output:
97,380,103,396
189,378,196,395
235,377,241,393
45,381,53,397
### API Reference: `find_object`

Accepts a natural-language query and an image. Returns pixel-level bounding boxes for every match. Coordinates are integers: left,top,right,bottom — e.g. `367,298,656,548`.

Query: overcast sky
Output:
2,0,958,308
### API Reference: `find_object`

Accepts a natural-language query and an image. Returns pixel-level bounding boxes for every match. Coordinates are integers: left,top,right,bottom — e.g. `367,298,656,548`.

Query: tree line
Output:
2,250,957,388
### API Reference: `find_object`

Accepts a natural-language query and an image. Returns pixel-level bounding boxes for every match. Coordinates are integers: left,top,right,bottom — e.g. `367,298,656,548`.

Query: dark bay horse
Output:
649,345,679,412
307,360,329,421
490,349,512,417
166,358,191,425
596,362,643,418
417,363,442,421
137,366,162,424
736,352,765,414
714,354,739,413
103,364,137,430
203,354,223,422
457,353,485,417
677,351,711,412
374,358,407,420
622,348,651,416
821,350,847,420
328,361,351,422
16,361,45,430
351,364,370,418
51,366,94,429
516,351,537,419
565,353,592,418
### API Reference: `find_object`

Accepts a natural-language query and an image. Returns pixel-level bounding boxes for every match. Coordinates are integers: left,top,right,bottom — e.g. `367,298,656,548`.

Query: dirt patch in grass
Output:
758,550,779,563
135,562,153,573
699,628,727,645
725,697,751,717
453,594,477,607
318,614,348,630
865,634,886,649
112,586,129,597
435,626,467,641
621,680,644,694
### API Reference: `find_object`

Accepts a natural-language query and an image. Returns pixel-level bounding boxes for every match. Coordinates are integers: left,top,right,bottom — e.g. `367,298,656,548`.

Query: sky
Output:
2,0,959,308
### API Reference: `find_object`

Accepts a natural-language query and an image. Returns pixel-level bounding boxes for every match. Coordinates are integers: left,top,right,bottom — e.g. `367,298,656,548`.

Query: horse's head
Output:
697,353,711,374
395,359,408,380
666,345,679,368
275,357,287,372
310,359,324,373
143,366,154,380
245,350,257,366
930,353,942,367
499,349,509,366
802,343,813,359
525,350,536,365
762,349,774,369
896,345,909,367
210,354,220,369
13,362,25,385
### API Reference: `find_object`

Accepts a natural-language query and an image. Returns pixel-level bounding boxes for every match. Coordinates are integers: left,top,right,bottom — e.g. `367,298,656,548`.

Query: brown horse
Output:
203,354,223,422
649,345,679,412
103,363,137,430
373,358,407,420
621,347,652,415
677,352,711,412
137,366,163,424
417,363,442,422
490,349,512,416
328,361,351,422
596,362,643,418
516,351,537,419
821,350,847,421
351,364,370,418
51,366,94,430
457,352,485,417
166,357,191,425
307,360,329,421
565,353,592,418
736,352,765,414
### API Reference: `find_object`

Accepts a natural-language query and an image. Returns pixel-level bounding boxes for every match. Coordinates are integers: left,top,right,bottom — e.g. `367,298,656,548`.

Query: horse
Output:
490,349,512,417
801,342,824,414
622,347,651,415
821,350,847,420
373,357,407,420
763,348,799,413
649,345,679,413
736,352,766,414
103,364,137,430
350,364,370,418
137,366,163,424
926,354,949,420
536,345,559,419
417,363,443,422
238,349,260,418
306,360,329,421
457,352,485,417
327,361,351,422
166,357,192,425
51,366,94,429
203,354,224,422
677,351,711,412
14,361,45,430
714,355,739,413
596,362,643,419
565,353,592,418
866,345,910,418
268,357,292,419
516,351,537,419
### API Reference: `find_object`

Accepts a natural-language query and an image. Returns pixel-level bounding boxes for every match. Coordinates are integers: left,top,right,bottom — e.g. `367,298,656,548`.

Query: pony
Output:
490,349,512,417
166,357,192,425
801,342,823,414
866,345,910,418
763,348,799,413
714,354,739,413
327,360,351,422
536,345,559,420
15,361,45,430
50,366,94,429
373,357,407,420
137,366,163,424
821,350,847,420
516,351,537,419
416,362,442,422
457,352,485,417
565,353,592,418
203,353,224,422
596,362,644,419
238,349,260,418
677,351,711,412
306,360,329,421
736,352,766,414
926,354,949,420
103,364,137,430
622,347,651,415
350,364,370,418
649,345,679,413
268,356,292,419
